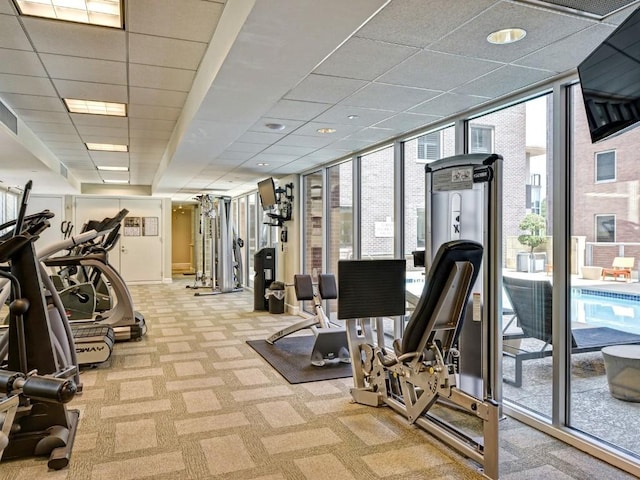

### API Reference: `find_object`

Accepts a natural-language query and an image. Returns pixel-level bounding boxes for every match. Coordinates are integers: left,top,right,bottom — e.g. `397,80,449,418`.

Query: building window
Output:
416,207,425,248
469,125,493,153
595,214,615,242
595,150,616,182
417,132,441,162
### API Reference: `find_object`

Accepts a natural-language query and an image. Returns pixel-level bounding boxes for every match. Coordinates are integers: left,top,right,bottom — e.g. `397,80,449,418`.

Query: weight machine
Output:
188,195,243,296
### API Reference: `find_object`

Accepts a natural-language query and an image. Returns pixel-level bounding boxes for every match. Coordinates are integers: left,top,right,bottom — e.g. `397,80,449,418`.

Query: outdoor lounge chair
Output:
502,276,640,387
601,257,634,281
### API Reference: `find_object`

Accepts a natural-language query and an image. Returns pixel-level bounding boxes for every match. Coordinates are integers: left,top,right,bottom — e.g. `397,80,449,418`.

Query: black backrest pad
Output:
318,274,337,300
294,274,314,301
401,240,483,354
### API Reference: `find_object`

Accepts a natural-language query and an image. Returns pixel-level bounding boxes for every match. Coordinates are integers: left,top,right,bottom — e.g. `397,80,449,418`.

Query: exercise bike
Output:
266,273,350,367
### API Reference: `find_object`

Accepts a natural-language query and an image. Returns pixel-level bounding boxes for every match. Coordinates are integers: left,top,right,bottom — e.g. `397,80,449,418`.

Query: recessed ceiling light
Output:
13,0,123,28
87,142,128,152
257,162,269,166
64,98,126,116
103,179,129,184
265,123,286,131
317,128,336,134
347,115,359,120
487,28,526,45
97,165,129,171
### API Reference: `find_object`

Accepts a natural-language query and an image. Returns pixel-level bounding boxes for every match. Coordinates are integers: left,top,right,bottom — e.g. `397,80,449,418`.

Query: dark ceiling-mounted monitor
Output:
577,5,640,143
258,177,277,209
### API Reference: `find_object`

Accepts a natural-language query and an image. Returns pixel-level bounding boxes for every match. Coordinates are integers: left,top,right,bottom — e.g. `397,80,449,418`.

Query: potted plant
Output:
517,213,547,272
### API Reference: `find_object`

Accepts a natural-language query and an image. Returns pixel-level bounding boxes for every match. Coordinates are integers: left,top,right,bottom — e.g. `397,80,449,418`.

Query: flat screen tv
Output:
258,177,277,209
577,5,640,143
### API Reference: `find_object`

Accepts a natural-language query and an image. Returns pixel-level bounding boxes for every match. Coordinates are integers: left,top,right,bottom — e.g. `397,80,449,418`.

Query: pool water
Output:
572,291,640,335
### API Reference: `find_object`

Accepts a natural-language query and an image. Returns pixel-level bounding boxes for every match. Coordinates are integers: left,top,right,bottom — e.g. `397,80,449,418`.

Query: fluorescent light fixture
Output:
64,98,126,116
13,0,122,28
257,162,269,166
86,142,128,152
103,179,128,184
317,128,336,134
487,28,526,45
96,165,128,171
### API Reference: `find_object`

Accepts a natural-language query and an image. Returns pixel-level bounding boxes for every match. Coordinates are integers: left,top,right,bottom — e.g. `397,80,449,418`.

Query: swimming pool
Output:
572,289,640,335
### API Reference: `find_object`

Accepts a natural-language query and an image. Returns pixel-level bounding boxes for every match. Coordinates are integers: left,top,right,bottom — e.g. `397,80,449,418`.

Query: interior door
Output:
119,199,163,282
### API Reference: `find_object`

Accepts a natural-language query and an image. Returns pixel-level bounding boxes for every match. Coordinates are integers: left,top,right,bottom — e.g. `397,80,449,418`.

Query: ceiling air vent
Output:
517,0,639,19
0,100,17,135
60,163,68,178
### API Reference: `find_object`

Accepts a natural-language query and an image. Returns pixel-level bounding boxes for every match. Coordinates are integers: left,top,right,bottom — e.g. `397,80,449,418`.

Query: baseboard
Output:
286,304,299,315
163,277,173,284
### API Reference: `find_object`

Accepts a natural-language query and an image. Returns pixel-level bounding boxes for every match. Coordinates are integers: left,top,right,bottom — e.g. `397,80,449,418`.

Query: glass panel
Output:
570,83,640,457
595,151,616,182
238,197,247,287
303,171,323,313
327,160,353,319
248,194,257,288
469,95,553,417
403,126,455,310
361,146,394,259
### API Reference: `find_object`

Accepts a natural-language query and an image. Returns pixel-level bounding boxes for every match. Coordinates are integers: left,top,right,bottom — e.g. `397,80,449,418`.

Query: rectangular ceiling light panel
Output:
96,165,128,171
14,0,123,28
64,98,126,116
86,142,128,152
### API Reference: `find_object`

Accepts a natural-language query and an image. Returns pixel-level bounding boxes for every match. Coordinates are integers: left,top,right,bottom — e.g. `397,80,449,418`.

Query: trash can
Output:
266,281,285,314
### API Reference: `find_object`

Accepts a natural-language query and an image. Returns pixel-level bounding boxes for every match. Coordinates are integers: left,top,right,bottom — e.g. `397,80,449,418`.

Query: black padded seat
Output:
400,240,483,355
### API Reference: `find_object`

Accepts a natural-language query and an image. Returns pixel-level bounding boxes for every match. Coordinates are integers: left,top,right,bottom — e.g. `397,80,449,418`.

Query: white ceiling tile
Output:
70,113,128,128
129,118,176,132
217,150,256,161
14,109,69,123
313,105,395,127
128,104,182,120
265,100,331,121
129,129,171,140
129,87,187,108
342,83,441,111
129,138,167,152
0,2,15,14
223,142,266,154
409,93,490,116
129,34,207,70
373,112,442,132
0,74,56,96
57,152,90,160
0,49,47,77
235,131,285,145
40,54,126,85
262,145,317,156
429,2,594,63
99,171,129,181
344,127,395,143
75,125,128,138
37,132,81,142
26,121,76,134
44,141,86,151
53,80,127,103
453,65,556,98
284,74,367,104
514,24,616,73
0,14,32,50
357,0,497,48
88,151,129,165
127,0,222,42
22,16,126,61
0,93,65,112
275,134,335,148
292,121,361,138
249,117,305,134
378,50,500,91
314,37,418,81
129,64,195,92
81,134,129,144
329,137,376,152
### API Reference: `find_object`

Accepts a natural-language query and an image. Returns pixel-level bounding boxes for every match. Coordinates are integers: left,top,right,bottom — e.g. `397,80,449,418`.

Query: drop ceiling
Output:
0,0,638,197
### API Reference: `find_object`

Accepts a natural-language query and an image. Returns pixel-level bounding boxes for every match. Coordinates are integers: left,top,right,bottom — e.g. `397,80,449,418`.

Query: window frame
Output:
595,213,616,242
594,150,616,183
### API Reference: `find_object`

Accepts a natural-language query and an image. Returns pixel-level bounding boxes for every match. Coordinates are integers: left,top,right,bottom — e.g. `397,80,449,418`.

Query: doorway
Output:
171,204,195,274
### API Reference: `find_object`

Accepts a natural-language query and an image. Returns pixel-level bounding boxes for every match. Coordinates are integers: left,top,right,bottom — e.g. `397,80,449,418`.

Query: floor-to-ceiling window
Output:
302,171,324,312
569,83,640,457
247,194,257,287
326,160,353,319
469,94,554,417
402,126,455,302
360,146,394,260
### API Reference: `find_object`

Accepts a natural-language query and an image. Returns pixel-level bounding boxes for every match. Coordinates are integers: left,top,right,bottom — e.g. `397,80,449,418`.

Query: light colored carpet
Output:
1,279,636,479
